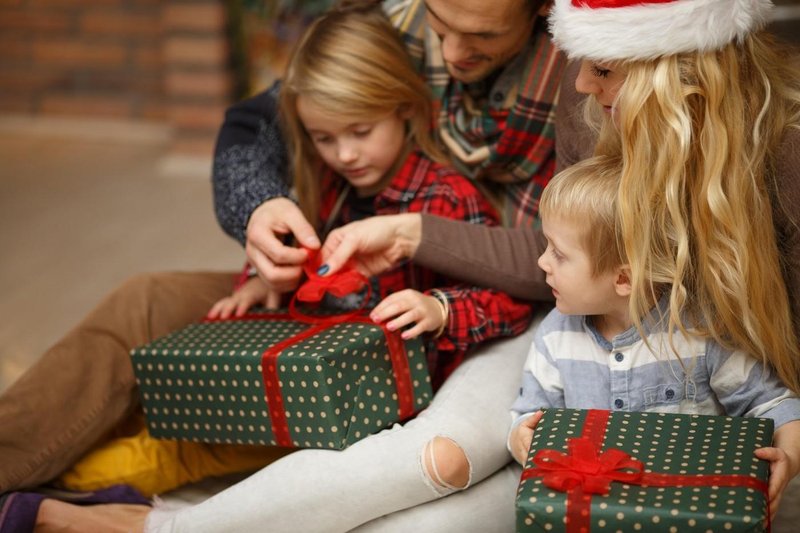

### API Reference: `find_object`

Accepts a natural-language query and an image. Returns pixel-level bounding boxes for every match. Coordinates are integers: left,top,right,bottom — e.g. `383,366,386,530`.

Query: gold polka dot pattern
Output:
130,310,433,449
516,408,772,532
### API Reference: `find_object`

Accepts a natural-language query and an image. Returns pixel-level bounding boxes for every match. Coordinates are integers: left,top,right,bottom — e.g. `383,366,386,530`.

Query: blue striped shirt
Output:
511,304,800,435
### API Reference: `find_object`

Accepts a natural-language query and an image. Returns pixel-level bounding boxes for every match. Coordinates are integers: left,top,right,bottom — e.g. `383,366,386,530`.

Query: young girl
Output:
48,0,532,510
508,155,800,514
211,0,532,385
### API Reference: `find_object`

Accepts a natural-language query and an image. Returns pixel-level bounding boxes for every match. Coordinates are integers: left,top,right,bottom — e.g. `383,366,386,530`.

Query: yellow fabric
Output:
58,422,294,497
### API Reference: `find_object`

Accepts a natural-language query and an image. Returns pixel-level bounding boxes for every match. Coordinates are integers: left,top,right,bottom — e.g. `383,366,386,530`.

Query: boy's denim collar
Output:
583,294,671,351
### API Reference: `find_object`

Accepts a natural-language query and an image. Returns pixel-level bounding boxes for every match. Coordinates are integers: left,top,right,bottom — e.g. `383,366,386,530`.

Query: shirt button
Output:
614,352,624,362
665,389,675,399
614,399,623,409
492,92,504,103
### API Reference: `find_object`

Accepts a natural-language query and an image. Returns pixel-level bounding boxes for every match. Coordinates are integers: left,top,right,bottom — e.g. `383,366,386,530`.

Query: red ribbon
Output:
205,253,415,448
294,249,368,303
520,409,770,532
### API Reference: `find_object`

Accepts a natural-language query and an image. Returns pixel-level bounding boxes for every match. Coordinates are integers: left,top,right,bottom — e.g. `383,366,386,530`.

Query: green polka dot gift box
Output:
130,308,433,449
515,408,772,533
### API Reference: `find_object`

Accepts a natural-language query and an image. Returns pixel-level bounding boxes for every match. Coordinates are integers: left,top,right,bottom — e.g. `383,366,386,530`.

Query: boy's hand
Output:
510,411,544,465
755,445,798,518
754,419,800,519
370,289,444,340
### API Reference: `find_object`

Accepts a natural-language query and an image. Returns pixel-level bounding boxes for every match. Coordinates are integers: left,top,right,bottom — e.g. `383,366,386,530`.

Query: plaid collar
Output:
384,0,566,227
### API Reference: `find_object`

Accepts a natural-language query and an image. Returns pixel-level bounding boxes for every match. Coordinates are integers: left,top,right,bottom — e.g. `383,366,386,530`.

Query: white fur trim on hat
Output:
549,0,774,61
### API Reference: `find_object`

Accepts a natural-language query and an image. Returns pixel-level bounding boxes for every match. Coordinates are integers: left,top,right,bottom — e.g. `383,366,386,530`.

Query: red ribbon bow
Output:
532,436,643,494
520,410,772,532
294,249,368,303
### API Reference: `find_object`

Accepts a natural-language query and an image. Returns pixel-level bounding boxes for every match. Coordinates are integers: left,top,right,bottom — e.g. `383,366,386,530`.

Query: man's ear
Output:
397,103,414,120
614,266,632,297
537,0,554,17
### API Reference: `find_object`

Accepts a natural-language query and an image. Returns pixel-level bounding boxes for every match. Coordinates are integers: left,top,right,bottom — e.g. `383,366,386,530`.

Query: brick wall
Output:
0,0,234,162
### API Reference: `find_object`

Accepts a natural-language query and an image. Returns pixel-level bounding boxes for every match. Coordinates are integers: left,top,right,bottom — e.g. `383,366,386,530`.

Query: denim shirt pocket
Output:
642,382,689,408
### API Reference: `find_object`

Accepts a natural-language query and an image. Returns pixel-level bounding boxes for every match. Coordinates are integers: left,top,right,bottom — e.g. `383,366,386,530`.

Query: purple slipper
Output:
0,492,44,533
0,484,150,533
36,484,150,506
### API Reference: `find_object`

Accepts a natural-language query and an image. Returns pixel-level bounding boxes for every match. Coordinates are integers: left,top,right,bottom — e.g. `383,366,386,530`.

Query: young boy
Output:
507,155,800,512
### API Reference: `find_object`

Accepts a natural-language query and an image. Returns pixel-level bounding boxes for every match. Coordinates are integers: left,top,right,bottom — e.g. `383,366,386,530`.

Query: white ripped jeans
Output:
147,320,538,533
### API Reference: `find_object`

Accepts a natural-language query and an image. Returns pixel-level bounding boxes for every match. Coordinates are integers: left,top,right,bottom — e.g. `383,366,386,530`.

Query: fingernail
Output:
317,264,329,276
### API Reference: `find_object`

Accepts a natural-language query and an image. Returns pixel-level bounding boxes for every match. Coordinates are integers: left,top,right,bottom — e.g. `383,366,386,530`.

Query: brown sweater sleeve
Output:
415,214,551,301
413,61,597,301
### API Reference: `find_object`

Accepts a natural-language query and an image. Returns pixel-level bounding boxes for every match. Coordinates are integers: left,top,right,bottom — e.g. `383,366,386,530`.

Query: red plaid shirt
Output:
319,150,533,388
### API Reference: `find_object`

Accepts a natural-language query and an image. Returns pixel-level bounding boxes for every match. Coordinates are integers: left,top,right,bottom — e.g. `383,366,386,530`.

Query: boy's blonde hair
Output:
588,32,800,393
539,155,624,276
279,1,444,227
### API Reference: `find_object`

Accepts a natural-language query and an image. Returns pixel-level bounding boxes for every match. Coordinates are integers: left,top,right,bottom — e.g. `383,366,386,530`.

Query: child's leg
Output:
0,272,235,492
58,422,293,498
351,462,521,533
146,320,538,533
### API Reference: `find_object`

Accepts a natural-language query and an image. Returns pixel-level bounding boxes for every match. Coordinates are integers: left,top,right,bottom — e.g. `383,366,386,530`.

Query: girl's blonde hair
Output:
279,1,443,226
590,32,800,394
539,155,625,276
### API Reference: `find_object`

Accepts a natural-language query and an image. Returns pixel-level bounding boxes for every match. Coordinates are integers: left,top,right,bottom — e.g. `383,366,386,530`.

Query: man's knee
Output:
421,437,471,491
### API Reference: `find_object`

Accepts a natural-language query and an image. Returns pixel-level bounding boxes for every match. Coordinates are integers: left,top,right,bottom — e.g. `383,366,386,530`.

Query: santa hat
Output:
549,0,774,61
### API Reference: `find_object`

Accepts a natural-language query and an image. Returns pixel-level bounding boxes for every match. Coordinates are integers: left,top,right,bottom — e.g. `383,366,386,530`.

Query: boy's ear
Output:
614,266,632,297
538,1,554,18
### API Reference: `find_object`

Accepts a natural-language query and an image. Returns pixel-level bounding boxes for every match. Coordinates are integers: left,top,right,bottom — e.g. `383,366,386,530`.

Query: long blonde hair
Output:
591,32,800,393
279,1,443,226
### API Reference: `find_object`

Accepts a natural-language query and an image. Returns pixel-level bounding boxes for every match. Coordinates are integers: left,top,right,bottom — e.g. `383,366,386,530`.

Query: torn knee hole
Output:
422,437,470,490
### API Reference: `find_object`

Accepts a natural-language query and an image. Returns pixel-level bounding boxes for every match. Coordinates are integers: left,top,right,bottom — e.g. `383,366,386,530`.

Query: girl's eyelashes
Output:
590,64,611,79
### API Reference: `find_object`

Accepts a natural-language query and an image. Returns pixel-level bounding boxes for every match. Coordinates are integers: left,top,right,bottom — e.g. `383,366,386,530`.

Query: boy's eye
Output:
353,128,372,137
551,248,564,262
312,135,332,144
590,64,611,79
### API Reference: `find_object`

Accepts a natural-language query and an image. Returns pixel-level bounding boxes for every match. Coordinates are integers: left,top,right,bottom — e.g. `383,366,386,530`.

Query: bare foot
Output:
35,499,150,533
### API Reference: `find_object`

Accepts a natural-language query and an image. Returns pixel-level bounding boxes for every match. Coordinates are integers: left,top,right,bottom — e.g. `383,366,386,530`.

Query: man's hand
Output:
510,411,544,466
246,198,320,292
320,213,422,277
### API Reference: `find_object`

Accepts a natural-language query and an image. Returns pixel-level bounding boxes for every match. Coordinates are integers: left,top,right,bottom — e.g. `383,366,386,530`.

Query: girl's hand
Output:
207,277,273,319
510,411,544,466
370,289,444,340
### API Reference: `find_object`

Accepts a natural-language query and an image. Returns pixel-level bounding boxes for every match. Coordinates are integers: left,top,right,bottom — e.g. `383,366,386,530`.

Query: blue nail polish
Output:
317,264,329,276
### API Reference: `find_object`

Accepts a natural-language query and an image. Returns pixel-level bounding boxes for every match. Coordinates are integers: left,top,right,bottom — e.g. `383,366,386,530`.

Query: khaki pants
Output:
0,271,236,491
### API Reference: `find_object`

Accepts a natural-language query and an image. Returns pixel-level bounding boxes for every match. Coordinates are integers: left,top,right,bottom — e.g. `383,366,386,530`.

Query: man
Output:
2,1,568,531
